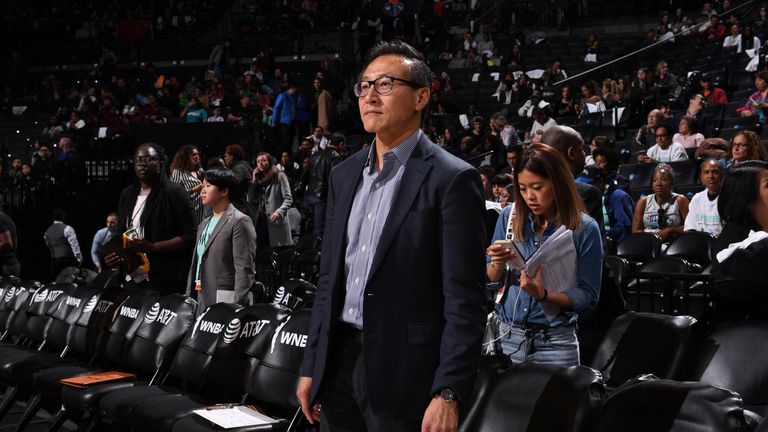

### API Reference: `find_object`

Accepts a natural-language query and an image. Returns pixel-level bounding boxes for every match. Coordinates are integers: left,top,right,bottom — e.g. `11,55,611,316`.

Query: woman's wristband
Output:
536,289,548,303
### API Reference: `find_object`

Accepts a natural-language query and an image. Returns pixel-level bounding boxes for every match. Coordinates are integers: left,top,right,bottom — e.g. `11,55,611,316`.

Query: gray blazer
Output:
254,172,294,247
186,204,257,314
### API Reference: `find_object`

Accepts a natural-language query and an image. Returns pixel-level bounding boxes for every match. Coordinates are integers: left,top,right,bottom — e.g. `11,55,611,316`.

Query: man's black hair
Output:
362,40,432,123
204,168,239,197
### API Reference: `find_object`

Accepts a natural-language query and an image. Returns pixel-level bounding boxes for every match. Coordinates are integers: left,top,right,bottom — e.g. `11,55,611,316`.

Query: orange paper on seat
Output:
59,371,135,388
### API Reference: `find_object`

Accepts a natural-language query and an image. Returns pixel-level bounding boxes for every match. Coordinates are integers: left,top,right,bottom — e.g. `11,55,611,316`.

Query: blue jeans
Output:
305,195,327,237
499,321,580,366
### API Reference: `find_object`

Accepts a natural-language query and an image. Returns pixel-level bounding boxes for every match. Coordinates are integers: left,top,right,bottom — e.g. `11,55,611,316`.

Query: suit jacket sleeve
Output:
431,166,487,403
300,167,337,377
232,214,257,305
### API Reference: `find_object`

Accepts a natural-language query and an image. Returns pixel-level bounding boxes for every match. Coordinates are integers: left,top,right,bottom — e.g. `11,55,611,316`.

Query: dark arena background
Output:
0,0,767,431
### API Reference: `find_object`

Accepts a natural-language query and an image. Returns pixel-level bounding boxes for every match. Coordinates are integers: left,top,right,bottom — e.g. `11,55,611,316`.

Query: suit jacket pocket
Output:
407,323,443,345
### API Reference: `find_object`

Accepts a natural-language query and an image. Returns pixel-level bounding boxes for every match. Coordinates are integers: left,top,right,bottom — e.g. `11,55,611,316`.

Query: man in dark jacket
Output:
302,132,343,236
106,143,196,294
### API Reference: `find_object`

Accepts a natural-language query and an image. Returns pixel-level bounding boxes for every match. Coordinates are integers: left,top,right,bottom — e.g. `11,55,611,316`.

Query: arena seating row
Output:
2,269,768,431
0,273,313,431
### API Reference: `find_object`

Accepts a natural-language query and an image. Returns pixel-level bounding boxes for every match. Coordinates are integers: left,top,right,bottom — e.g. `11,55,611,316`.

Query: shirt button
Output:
367,213,373,220
355,277,360,284
361,245,367,252
348,308,354,316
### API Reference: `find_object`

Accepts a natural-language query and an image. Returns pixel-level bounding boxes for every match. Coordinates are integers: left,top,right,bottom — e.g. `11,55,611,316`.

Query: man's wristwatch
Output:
437,388,457,403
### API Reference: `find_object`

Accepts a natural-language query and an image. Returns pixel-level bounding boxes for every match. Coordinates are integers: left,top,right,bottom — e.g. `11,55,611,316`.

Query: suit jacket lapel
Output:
366,136,433,285
203,204,234,253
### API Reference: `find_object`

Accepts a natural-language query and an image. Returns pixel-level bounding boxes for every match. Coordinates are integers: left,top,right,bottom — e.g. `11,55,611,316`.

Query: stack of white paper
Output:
524,225,578,321
193,406,279,429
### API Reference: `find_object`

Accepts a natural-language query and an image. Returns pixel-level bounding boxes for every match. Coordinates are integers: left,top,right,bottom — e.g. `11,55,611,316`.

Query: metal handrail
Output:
553,0,760,86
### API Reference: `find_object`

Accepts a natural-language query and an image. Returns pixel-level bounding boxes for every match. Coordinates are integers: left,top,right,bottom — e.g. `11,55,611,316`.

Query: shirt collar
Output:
365,129,422,172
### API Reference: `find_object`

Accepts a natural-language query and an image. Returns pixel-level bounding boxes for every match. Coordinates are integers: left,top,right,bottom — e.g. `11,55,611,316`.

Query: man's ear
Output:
416,88,430,110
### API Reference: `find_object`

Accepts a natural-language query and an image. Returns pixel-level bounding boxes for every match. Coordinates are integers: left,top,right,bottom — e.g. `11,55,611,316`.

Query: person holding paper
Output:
486,143,603,366
185,168,257,314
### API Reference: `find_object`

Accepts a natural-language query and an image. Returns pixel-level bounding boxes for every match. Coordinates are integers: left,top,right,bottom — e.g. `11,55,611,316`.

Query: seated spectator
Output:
737,71,768,122
723,24,744,52
684,159,724,236
517,90,543,118
206,106,224,122
541,61,567,87
498,184,513,207
554,86,576,118
65,111,86,131
181,97,208,123
699,75,728,105
492,79,514,105
466,116,485,141
457,136,479,162
142,94,167,123
640,123,688,163
726,130,768,168
479,166,496,201
42,115,64,140
307,126,329,153
489,114,520,148
501,144,523,176
482,135,505,172
742,25,761,51
437,127,458,153
712,161,768,287
578,166,634,244
490,174,511,202
696,137,730,160
634,109,664,149
653,61,680,98
675,93,714,137
703,15,726,39
673,116,705,151
528,107,557,139
448,50,470,69
585,135,610,166
632,163,690,242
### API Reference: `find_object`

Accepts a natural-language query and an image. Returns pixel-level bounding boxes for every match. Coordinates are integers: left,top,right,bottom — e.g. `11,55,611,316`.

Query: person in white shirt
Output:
684,159,723,236
723,24,743,52
528,107,557,139
639,123,688,163
206,106,224,122
306,126,329,153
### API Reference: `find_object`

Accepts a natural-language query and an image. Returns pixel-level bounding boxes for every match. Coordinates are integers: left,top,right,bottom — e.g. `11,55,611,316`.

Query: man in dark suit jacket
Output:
541,126,605,234
297,41,487,432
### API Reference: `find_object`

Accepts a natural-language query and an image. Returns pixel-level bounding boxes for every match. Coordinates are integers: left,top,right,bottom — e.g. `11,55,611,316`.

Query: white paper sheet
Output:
524,225,578,321
193,406,279,429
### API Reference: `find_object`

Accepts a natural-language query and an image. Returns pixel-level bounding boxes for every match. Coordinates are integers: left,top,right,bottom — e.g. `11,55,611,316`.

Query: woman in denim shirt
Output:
486,144,603,366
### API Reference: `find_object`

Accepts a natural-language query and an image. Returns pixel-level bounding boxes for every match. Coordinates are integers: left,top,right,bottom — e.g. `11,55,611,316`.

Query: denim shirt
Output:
487,206,603,327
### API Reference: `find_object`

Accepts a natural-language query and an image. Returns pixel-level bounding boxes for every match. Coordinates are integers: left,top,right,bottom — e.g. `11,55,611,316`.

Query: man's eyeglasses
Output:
354,75,424,98
655,134,669,138
135,156,160,165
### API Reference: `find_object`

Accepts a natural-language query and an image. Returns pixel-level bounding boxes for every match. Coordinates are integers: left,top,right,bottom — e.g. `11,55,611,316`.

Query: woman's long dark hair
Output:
718,160,768,229
253,152,279,185
170,144,200,173
512,143,585,240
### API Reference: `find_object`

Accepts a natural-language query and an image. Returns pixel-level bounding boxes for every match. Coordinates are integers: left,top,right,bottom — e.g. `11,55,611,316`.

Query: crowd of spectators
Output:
1,0,768,281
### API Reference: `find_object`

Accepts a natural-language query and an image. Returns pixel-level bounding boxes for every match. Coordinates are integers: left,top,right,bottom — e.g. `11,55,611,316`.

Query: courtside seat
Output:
170,308,311,432
589,312,696,388
58,294,196,429
129,304,292,432
593,375,750,431
99,302,240,428
459,362,605,432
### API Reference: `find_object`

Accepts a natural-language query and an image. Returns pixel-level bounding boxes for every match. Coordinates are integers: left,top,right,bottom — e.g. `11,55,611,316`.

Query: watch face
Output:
441,388,456,402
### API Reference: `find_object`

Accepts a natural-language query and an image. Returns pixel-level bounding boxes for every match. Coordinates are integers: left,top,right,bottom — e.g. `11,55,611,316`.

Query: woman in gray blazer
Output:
187,168,257,314
249,152,294,247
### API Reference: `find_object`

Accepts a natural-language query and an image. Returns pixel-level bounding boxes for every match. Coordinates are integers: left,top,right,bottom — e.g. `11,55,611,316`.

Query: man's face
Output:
135,146,161,181
106,215,118,229
690,94,704,111
40,147,51,159
700,162,723,193
299,140,312,151
507,152,517,168
313,127,323,138
358,55,426,136
655,128,672,149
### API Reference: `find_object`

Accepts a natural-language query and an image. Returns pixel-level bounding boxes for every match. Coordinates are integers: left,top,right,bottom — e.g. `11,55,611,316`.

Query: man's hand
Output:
297,377,321,424
103,252,121,268
421,396,458,432
270,212,282,223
